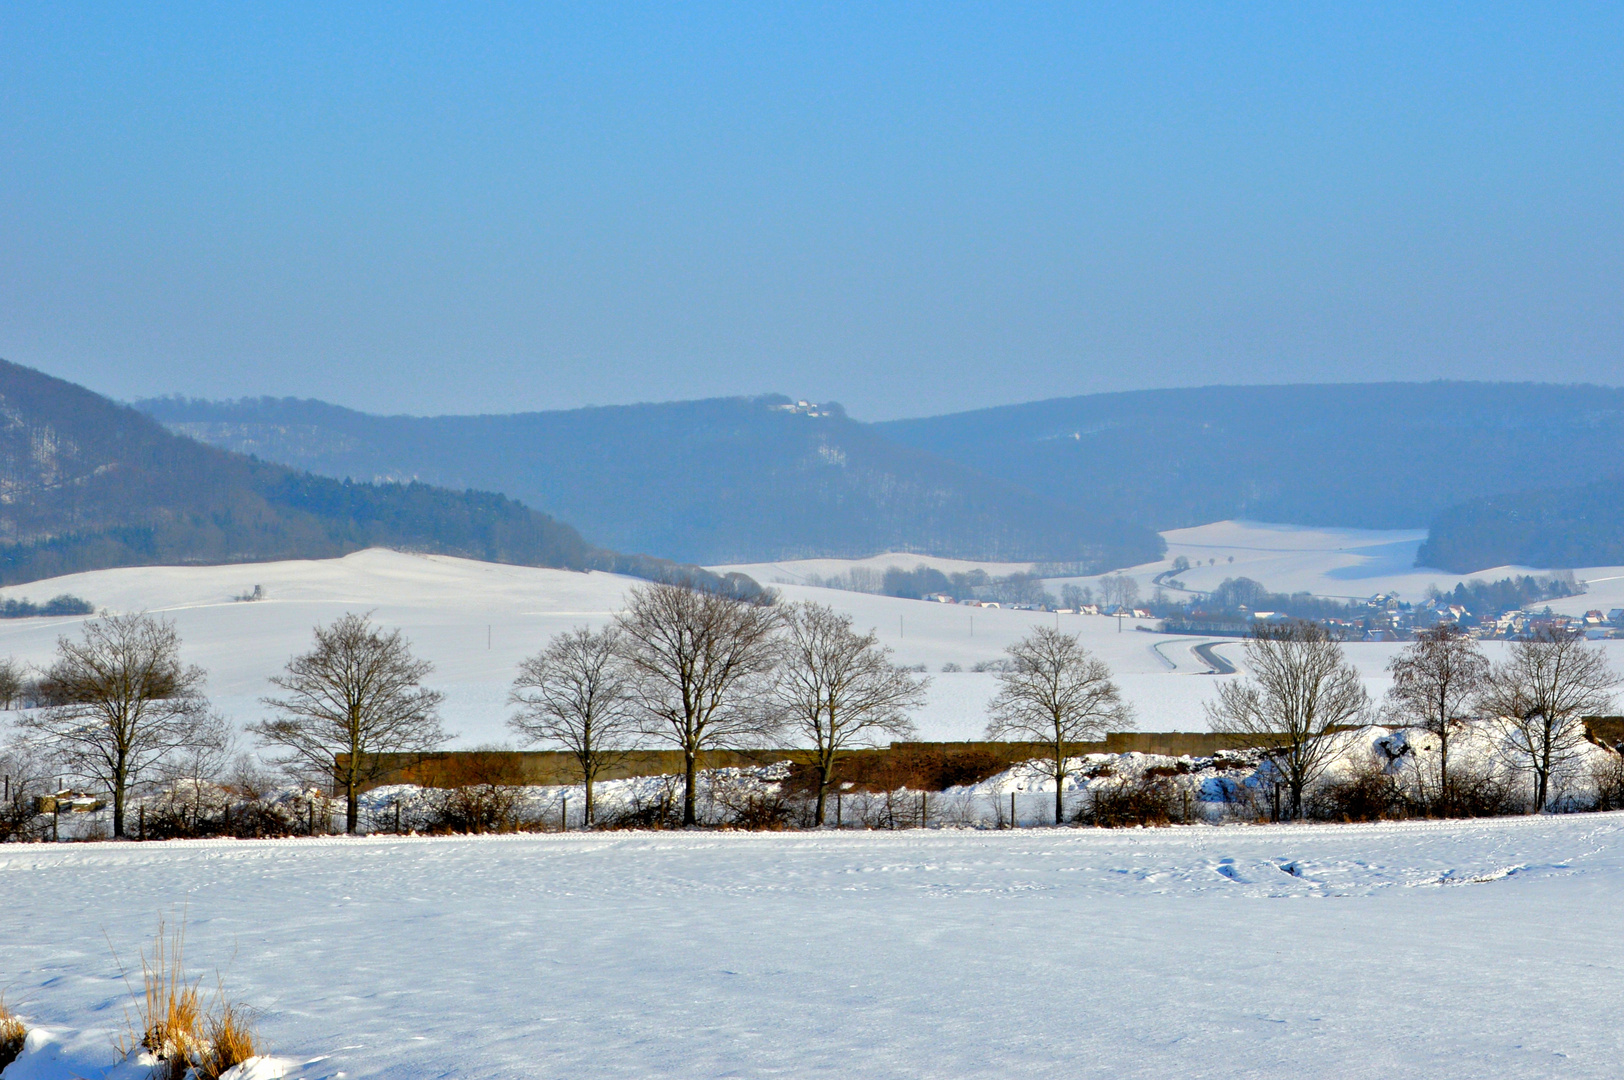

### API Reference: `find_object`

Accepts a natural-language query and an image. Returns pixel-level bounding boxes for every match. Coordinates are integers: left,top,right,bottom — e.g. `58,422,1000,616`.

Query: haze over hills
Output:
0,359,740,589
137,394,1164,569
140,382,1624,572
877,382,1624,532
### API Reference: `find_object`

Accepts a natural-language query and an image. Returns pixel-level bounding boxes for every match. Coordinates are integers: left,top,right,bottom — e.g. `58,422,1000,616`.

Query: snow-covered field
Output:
725,519,1624,614
0,523,1621,747
4,816,1624,1078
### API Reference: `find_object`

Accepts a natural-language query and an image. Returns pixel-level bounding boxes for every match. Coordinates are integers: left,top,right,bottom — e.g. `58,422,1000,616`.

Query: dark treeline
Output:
1420,474,1624,572
0,595,93,618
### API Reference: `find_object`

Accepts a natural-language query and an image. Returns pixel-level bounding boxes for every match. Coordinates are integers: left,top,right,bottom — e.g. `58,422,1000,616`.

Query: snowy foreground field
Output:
5,817,1624,1079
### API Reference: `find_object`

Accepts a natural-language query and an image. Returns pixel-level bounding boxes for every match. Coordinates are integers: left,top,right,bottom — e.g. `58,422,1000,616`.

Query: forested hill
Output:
136,394,1165,569
0,359,604,585
877,382,1624,532
1418,475,1624,573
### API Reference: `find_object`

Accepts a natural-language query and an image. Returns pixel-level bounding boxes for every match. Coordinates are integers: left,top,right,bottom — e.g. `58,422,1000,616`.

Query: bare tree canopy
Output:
0,657,26,710
20,612,211,837
1206,622,1369,819
509,625,638,824
1384,624,1490,814
1478,630,1616,811
1098,574,1140,611
773,603,927,825
253,612,448,833
985,625,1133,824
616,583,782,826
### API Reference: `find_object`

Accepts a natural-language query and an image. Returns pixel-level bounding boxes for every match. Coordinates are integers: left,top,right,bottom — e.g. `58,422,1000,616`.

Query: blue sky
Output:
2,3,1621,419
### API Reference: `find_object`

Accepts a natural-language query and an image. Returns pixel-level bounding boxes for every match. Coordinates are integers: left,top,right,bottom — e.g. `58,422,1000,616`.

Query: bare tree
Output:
1206,622,1369,819
1099,574,1140,611
1477,630,1615,811
19,613,211,837
509,625,638,825
0,657,26,710
1383,624,1490,814
985,626,1133,824
773,603,927,825
0,733,54,841
616,583,782,826
157,712,235,831
253,612,448,833
1060,584,1093,610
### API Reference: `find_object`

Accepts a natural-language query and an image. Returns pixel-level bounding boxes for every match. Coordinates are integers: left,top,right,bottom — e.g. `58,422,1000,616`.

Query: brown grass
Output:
0,996,25,1073
126,918,204,1078
118,918,258,1078
199,998,257,1080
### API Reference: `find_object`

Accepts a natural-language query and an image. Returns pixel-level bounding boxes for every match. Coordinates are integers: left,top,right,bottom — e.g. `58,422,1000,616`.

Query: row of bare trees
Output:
508,586,1148,829
10,587,1612,840
1208,622,1617,819
0,611,447,837
509,585,929,826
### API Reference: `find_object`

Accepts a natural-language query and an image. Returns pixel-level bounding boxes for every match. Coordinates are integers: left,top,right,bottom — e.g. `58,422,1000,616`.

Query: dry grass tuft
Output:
127,918,205,1078
0,996,26,1073
199,999,257,1080
118,917,259,1079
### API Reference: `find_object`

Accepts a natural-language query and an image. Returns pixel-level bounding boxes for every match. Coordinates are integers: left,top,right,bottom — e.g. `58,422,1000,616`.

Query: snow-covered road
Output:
4,815,1623,1078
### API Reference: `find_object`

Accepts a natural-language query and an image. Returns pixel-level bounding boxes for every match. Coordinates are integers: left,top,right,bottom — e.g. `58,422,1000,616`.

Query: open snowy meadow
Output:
4,815,1624,1079
0,520,1620,748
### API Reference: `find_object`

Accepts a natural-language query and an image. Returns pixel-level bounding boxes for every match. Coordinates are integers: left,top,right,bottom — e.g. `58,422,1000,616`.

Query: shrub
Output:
1440,764,1527,818
423,784,521,834
1309,766,1407,822
1590,751,1624,811
1078,777,1196,827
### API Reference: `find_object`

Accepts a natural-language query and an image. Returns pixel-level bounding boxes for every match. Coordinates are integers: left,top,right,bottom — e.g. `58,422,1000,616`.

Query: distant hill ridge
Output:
0,359,743,590
877,381,1624,532
141,381,1624,572
138,393,1164,569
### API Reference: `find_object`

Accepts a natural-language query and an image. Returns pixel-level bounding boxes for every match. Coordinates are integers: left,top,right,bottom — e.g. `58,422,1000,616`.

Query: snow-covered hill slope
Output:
4,816,1624,1078
0,537,1618,748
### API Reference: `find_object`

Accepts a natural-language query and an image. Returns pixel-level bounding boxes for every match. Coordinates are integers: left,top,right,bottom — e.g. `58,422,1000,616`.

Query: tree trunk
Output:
683,748,698,826
1054,750,1065,825
585,775,594,825
815,753,836,827
1438,730,1449,817
112,761,127,838
346,775,359,834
